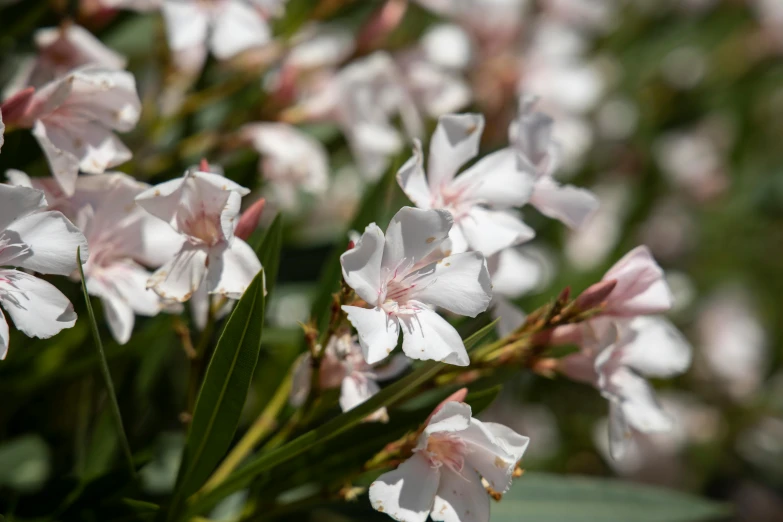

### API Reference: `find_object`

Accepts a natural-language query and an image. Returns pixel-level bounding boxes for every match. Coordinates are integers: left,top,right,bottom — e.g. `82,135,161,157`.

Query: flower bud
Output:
0,87,35,125
575,279,617,311
234,198,266,241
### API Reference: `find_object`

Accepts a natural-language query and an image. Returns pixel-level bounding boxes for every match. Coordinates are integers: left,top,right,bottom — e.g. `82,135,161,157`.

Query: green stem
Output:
76,247,136,479
201,373,292,493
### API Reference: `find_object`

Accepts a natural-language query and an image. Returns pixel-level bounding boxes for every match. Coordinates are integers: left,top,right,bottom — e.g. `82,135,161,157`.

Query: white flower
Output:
0,184,89,358
241,122,328,208
4,24,127,98
397,113,536,257
369,401,529,522
161,0,282,71
135,167,262,302
340,206,492,366
290,332,409,422
17,66,141,196
511,96,599,229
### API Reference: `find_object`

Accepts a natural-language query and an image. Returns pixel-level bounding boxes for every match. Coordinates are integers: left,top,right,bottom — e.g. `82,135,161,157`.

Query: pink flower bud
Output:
199,158,210,172
357,0,408,51
575,279,617,311
234,198,266,241
424,388,469,426
0,87,35,125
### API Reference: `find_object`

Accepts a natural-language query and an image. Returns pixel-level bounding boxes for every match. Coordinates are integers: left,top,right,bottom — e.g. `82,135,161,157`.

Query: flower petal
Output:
618,316,692,378
161,0,209,52
31,120,80,196
5,210,88,275
490,296,526,338
342,305,400,364
100,292,135,345
427,113,484,189
369,452,440,522
341,223,385,304
210,0,271,59
399,307,469,366
408,251,492,317
147,244,208,302
602,246,673,316
383,207,453,272
600,365,672,435
0,269,76,340
423,401,471,437
397,139,432,209
453,148,536,208
0,184,47,231
458,207,535,257
461,419,528,493
0,309,9,360
531,176,599,229
206,238,262,299
431,467,490,522
339,372,381,413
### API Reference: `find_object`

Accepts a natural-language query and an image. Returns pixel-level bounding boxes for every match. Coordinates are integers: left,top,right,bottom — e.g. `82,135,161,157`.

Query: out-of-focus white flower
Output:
16,66,141,196
556,246,692,458
135,167,261,302
241,122,328,209
4,24,126,98
97,0,163,10
511,96,599,229
753,0,783,50
696,286,768,402
0,184,89,358
369,401,529,522
0,109,4,152
397,113,536,256
340,206,492,366
290,52,423,180
161,0,285,72
414,0,528,43
290,332,409,422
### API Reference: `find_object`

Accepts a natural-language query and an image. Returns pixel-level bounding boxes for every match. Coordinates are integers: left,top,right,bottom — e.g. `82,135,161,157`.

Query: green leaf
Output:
77,246,136,478
492,473,731,522
168,269,267,517
465,319,499,351
0,435,51,492
253,213,283,299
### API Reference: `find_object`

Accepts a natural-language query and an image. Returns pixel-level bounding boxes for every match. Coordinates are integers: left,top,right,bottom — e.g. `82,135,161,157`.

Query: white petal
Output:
31,120,80,196
134,177,186,228
619,316,692,378
452,148,536,208
342,306,400,364
431,468,490,522
602,246,673,316
600,366,672,435
372,354,410,381
61,67,141,131
339,373,381,413
210,0,271,59
0,310,9,360
461,419,528,493
458,207,535,257
383,207,453,272
427,113,484,189
162,0,209,52
490,296,526,338
100,292,135,345
531,177,599,229
424,401,471,436
608,402,632,460
369,452,440,522
0,270,76,340
340,223,385,305
289,353,312,407
147,244,208,302
488,247,549,299
99,260,162,316
6,210,88,275
206,239,261,299
396,139,432,209
399,307,469,366
0,184,47,231
408,251,492,317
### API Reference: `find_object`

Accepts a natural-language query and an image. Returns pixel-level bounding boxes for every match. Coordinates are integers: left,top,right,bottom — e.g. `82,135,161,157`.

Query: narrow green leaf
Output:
168,269,267,517
253,213,283,299
492,473,731,522
465,319,499,351
76,246,136,478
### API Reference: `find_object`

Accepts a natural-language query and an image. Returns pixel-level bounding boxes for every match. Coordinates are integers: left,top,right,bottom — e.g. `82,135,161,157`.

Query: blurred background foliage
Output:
0,0,782,521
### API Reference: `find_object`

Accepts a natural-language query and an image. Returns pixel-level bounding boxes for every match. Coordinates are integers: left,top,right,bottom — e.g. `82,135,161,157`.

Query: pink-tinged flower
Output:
397,113,536,256
0,184,89,358
511,96,599,229
4,24,126,97
241,122,328,208
135,167,262,302
290,332,409,422
16,66,141,197
0,110,4,153
369,401,529,522
161,0,283,72
599,245,674,317
341,207,492,366
97,0,163,10
289,52,423,181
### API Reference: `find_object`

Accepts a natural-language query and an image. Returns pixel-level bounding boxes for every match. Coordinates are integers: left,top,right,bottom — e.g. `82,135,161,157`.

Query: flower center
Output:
420,433,468,474
184,212,222,246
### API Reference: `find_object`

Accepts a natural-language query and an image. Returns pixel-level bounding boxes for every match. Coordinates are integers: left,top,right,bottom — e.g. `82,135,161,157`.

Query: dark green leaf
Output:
492,473,731,522
168,269,267,516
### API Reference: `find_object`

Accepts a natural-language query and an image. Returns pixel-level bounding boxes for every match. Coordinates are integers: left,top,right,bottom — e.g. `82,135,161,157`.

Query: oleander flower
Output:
15,66,141,196
340,206,492,366
135,166,262,302
0,183,89,358
397,113,536,256
290,332,409,422
369,401,529,522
